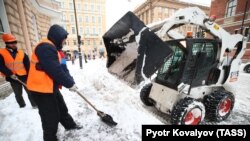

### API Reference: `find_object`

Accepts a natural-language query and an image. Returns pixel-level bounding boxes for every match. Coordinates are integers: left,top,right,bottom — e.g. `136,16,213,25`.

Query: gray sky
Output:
106,0,211,29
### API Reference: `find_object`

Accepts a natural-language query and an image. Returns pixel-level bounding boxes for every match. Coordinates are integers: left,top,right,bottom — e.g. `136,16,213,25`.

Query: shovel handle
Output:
16,78,27,87
75,90,100,113
17,78,101,114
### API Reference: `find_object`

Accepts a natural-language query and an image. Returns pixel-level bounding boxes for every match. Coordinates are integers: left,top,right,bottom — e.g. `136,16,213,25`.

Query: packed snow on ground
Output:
0,59,250,141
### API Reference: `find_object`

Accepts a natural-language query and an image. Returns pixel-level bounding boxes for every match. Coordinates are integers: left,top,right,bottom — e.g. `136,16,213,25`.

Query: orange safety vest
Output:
0,48,27,76
27,38,61,93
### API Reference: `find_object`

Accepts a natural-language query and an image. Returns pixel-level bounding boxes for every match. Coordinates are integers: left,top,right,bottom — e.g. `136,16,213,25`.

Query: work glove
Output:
10,74,18,80
69,84,78,92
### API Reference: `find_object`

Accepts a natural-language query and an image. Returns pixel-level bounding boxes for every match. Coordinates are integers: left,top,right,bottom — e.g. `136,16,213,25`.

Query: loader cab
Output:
156,38,219,90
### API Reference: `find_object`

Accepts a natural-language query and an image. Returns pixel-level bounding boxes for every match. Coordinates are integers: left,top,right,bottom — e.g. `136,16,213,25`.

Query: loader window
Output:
192,43,215,60
156,41,185,89
182,41,217,86
191,42,216,68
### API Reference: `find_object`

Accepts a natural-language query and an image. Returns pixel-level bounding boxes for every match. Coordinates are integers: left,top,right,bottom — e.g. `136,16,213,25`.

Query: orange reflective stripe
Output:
5,62,25,71
0,49,27,76
5,63,14,69
27,38,61,94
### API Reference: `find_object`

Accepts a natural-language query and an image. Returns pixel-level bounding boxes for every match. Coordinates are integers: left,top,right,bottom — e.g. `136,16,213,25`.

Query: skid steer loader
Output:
103,7,247,125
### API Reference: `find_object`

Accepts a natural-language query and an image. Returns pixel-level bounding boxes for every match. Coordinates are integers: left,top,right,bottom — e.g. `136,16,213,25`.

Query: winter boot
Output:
66,124,83,131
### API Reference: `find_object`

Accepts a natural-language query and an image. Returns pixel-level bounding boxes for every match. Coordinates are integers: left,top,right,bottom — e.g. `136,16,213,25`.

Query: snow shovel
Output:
15,78,117,126
74,90,117,126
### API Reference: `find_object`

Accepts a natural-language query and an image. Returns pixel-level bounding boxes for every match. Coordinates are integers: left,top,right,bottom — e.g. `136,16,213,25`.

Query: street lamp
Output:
73,0,83,69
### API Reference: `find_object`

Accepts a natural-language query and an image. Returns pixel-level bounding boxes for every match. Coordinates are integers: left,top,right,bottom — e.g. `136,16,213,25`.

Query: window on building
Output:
60,2,64,8
71,15,74,22
93,40,96,45
77,3,81,10
72,27,76,34
69,3,73,10
91,5,94,11
99,28,101,35
85,27,89,35
89,27,92,35
96,28,99,35
87,40,90,45
73,40,77,45
78,15,82,22
98,16,101,23
92,16,95,23
85,16,88,22
0,0,11,34
226,0,237,17
84,4,88,11
97,5,100,12
93,28,96,35
80,27,83,35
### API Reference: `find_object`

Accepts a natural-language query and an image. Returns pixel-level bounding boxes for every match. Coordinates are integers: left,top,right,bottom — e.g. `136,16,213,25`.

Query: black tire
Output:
203,91,235,121
171,97,205,125
244,64,250,73
140,83,153,106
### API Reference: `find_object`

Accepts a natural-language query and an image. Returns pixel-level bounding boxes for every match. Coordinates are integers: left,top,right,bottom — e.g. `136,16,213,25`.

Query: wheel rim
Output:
247,67,250,73
183,108,202,125
218,97,232,116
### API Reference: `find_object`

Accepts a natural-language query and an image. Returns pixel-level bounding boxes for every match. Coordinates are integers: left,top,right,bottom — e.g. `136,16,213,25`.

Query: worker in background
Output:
26,24,82,141
0,33,36,108
59,50,70,74
99,47,105,58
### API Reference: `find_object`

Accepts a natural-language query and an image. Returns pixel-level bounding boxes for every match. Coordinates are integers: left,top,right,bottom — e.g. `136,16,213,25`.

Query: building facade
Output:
0,0,61,55
133,0,210,36
210,0,250,62
0,0,61,95
57,0,106,59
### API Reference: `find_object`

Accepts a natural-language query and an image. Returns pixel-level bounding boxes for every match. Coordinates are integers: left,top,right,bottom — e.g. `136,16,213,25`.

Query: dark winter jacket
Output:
35,24,75,90
0,48,30,82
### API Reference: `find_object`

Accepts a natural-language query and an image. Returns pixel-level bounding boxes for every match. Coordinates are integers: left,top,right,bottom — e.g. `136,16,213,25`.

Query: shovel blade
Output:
98,111,117,126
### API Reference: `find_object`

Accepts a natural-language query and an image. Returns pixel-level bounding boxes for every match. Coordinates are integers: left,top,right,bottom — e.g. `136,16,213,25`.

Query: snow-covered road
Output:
0,59,249,141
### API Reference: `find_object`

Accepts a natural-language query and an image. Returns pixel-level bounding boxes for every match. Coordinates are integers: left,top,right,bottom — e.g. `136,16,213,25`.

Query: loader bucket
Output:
103,11,173,85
